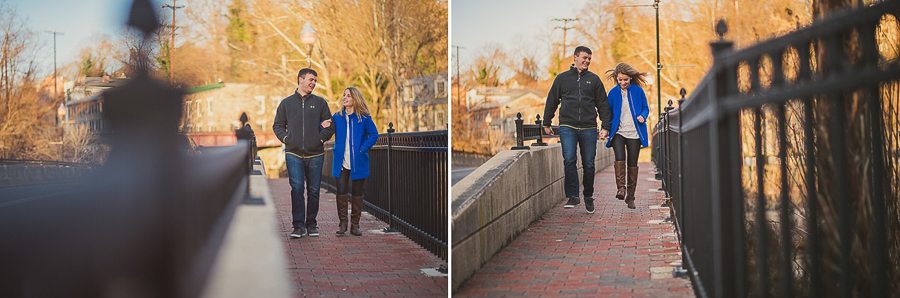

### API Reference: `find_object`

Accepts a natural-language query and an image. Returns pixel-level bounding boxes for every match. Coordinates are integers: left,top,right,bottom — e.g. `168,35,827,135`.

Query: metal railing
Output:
0,158,96,168
510,113,559,150
322,125,448,261
0,1,257,294
651,2,900,297
0,158,96,188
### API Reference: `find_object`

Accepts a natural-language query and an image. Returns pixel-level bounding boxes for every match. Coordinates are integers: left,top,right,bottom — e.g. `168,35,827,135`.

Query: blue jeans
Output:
285,153,324,229
559,126,598,199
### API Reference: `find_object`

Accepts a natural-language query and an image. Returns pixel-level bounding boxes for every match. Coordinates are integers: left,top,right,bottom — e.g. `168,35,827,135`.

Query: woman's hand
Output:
321,119,332,128
637,116,645,123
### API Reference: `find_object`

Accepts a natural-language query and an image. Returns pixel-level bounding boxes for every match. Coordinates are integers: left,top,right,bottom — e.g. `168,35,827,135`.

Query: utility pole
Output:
162,0,184,85
452,45,465,107
46,31,64,100
552,18,577,69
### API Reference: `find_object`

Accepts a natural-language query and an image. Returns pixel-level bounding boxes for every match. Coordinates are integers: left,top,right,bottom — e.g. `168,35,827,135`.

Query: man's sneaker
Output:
307,226,320,237
585,198,595,214
290,227,305,238
564,197,580,208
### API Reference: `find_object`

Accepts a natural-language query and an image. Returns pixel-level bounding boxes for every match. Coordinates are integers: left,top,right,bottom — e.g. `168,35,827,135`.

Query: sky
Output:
451,0,592,78
9,0,175,76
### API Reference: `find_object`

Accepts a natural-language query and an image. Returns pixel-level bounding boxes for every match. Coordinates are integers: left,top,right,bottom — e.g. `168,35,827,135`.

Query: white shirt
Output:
617,87,640,139
342,113,352,170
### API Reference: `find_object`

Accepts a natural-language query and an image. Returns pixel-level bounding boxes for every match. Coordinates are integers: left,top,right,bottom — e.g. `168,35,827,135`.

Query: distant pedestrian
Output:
236,112,257,159
321,87,378,236
542,46,613,214
604,62,650,209
273,68,335,238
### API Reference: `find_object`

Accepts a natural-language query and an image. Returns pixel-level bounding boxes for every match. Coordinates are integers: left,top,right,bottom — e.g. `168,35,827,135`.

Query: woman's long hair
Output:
343,86,372,123
605,62,648,87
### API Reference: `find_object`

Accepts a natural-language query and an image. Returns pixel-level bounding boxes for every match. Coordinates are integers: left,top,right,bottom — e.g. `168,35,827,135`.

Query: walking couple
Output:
542,46,651,213
272,68,379,239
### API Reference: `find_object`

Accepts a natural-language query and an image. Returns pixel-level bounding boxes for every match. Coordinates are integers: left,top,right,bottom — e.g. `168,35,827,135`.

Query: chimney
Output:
102,74,110,83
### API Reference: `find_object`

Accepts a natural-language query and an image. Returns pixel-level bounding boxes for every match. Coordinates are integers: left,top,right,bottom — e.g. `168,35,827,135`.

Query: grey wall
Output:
450,142,615,291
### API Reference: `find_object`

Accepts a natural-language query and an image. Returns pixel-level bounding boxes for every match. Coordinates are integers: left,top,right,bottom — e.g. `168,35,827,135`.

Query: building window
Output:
196,99,202,117
435,110,446,127
185,100,192,116
207,122,216,133
435,80,446,97
256,96,265,115
206,97,213,115
403,85,414,102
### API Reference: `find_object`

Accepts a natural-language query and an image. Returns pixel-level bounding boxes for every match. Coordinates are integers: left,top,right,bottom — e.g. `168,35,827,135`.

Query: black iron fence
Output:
322,126,448,261
510,113,559,150
652,2,900,297
0,158,96,188
0,1,257,295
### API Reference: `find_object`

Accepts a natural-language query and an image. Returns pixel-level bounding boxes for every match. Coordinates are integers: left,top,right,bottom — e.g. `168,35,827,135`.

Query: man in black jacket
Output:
273,68,334,238
542,46,612,214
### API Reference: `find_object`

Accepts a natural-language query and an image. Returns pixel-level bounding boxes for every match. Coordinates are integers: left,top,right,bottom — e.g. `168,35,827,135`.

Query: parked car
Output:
178,133,201,156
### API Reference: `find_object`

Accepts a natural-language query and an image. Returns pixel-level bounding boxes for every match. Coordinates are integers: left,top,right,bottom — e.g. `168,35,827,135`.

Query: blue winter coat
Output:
605,84,650,148
330,111,379,180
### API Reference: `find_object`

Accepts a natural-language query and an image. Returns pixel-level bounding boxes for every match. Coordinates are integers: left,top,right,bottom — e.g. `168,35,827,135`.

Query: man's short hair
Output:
574,46,592,57
297,68,318,82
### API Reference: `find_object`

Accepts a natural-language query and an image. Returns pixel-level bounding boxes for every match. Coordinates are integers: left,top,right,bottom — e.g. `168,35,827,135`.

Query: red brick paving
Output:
270,178,448,297
453,162,694,298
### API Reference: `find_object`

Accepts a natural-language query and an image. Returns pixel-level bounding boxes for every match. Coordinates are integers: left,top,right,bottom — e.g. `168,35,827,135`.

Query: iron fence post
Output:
383,122,397,233
533,114,547,146
661,101,674,206
511,113,529,150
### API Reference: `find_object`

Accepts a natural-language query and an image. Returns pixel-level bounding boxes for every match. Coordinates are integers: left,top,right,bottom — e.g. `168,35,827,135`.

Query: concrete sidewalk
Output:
454,162,693,297
269,178,448,297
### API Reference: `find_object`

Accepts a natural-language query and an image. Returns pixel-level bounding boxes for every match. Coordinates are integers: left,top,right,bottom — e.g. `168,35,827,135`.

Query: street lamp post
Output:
300,22,317,67
620,0,661,117
46,31,64,100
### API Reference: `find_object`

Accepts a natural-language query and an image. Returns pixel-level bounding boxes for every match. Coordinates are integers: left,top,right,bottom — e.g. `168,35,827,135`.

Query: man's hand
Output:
637,115,645,123
543,127,554,135
599,129,609,140
321,119,332,128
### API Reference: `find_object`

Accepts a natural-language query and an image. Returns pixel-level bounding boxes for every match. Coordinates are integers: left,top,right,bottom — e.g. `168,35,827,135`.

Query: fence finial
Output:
715,19,728,40
127,0,160,37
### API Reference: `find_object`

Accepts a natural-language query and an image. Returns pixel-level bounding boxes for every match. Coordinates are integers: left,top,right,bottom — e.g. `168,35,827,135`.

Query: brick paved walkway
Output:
269,178,448,297
454,162,693,297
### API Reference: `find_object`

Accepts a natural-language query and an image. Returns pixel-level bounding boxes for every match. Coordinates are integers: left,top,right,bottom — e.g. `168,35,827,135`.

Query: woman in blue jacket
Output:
326,87,379,236
605,63,650,209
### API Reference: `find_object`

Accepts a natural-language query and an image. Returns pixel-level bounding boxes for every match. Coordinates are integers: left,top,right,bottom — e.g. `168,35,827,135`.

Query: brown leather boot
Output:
335,194,349,235
350,195,364,236
614,161,626,200
626,166,638,209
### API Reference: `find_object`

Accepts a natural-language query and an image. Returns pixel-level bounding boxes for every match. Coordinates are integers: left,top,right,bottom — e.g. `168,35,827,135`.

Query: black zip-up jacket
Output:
542,65,612,131
273,91,334,157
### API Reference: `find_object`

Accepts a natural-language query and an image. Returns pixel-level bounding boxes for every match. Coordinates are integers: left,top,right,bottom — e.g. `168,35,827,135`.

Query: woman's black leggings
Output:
337,168,366,196
611,134,641,167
